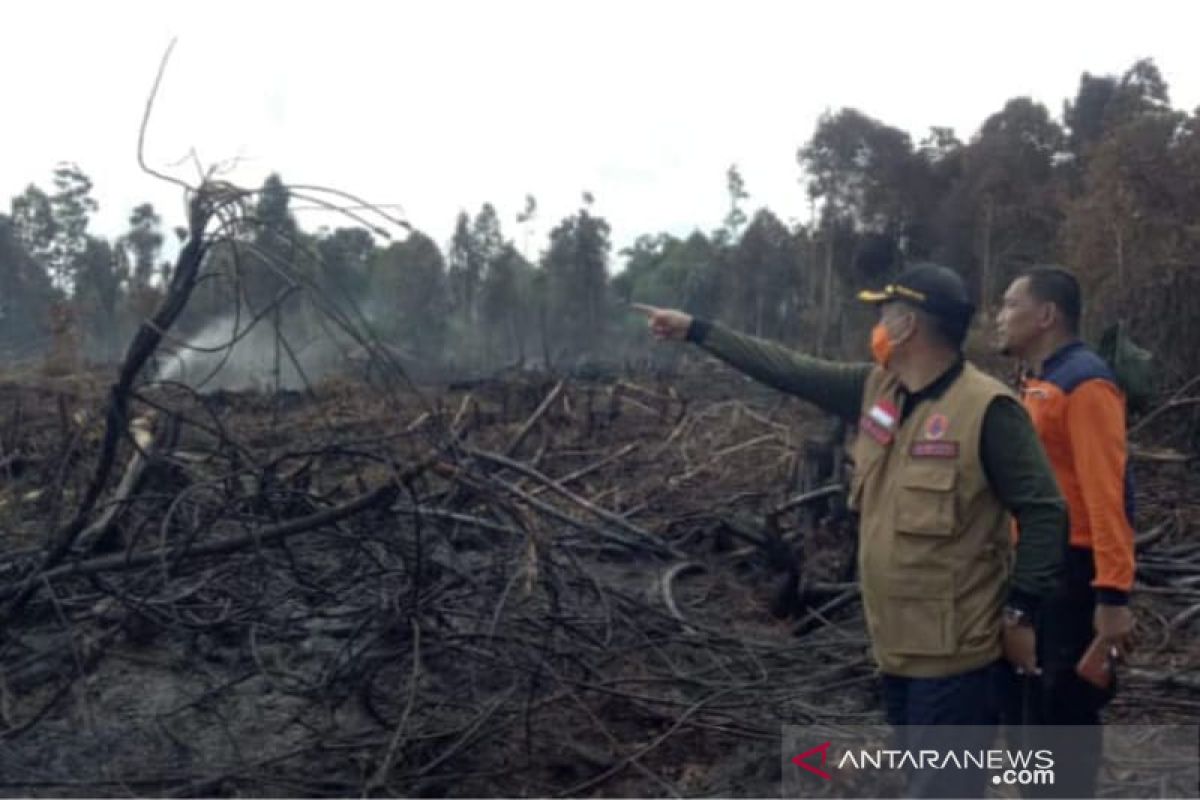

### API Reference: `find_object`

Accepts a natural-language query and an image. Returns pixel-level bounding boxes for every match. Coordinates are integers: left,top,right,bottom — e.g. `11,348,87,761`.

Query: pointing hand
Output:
630,303,693,341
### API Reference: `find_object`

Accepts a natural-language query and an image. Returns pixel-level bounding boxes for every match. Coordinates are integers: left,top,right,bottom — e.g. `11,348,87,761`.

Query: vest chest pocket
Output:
894,461,958,537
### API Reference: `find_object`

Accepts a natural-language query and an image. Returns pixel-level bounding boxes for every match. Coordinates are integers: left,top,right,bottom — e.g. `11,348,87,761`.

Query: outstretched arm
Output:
631,303,870,419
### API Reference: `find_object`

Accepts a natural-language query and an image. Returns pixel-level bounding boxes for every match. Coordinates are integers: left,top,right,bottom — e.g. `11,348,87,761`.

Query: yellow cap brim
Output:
857,284,928,304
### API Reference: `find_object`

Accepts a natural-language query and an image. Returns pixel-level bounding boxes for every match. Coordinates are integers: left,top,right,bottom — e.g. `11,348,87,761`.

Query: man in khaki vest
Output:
635,263,1067,798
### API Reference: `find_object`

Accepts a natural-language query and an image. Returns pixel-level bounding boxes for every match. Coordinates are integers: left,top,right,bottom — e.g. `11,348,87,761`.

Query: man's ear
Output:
1036,302,1058,330
895,311,918,345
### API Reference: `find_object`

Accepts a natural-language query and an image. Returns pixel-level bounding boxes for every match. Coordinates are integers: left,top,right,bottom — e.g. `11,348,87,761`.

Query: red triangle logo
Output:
791,741,832,780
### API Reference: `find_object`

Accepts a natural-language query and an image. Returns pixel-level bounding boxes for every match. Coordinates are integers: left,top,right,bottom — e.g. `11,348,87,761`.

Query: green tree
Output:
317,226,376,301
799,108,916,353
614,233,676,305
946,98,1065,308
480,243,535,364
48,163,99,292
9,185,57,272
1064,72,1118,158
1104,58,1171,130
800,108,916,234
123,203,164,292
516,194,538,260
722,164,749,242
908,127,964,261
372,230,449,365
0,214,55,356
1061,109,1188,324
1063,60,1171,170
728,208,797,337
617,231,723,320
447,211,480,321
244,173,298,312
255,173,297,237
472,204,504,271
542,200,611,360
74,236,125,361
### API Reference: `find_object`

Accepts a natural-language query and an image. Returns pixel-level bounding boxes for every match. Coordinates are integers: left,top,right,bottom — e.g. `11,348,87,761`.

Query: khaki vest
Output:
849,363,1014,678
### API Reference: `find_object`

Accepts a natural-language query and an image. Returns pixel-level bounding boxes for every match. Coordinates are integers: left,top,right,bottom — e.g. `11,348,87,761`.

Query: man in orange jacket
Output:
996,266,1136,797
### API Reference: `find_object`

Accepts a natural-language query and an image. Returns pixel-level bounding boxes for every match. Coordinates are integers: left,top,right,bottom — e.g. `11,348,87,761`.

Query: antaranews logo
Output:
789,743,1055,786
790,741,832,781
785,724,1199,799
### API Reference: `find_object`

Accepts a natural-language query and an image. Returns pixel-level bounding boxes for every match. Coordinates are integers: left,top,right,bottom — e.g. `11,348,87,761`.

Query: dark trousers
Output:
882,660,1006,798
1003,546,1114,798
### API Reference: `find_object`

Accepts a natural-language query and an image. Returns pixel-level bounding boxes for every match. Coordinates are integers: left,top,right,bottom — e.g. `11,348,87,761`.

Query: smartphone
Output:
1075,636,1118,690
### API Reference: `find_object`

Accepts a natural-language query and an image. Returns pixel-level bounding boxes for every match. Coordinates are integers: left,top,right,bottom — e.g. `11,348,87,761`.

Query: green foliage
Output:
10,185,57,266
73,236,124,360
317,226,375,301
371,230,449,364
1097,322,1156,413
7,55,1198,382
255,173,296,237
1064,72,1118,155
48,163,98,291
124,203,163,291
542,203,611,362
617,232,715,312
723,164,749,239
958,98,1065,306
447,211,479,321
0,213,55,356
799,108,916,234
726,209,796,338
238,173,302,315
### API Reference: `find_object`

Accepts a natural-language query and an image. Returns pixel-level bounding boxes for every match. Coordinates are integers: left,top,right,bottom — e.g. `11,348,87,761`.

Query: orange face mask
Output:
870,322,893,367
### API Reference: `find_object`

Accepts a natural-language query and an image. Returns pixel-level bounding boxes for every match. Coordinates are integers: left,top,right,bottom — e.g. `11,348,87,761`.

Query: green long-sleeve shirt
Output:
689,320,1067,611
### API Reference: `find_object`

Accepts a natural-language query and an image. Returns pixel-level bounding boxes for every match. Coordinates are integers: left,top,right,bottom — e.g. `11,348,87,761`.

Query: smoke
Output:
154,312,352,392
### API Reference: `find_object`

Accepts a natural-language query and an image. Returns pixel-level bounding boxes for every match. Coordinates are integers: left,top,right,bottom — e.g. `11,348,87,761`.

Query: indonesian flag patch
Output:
860,399,898,445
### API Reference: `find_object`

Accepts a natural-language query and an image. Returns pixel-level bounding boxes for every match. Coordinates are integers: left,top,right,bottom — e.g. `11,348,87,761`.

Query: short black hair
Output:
1021,266,1081,334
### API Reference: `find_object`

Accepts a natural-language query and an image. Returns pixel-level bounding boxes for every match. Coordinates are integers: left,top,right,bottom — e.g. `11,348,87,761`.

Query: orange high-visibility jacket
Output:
1020,341,1135,599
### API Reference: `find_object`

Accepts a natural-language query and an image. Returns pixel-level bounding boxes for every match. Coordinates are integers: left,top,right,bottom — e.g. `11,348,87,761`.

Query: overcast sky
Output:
3,0,1197,266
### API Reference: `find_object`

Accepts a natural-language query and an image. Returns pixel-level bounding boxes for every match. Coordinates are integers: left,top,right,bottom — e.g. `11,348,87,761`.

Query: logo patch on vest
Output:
924,413,949,440
861,400,898,445
910,440,959,459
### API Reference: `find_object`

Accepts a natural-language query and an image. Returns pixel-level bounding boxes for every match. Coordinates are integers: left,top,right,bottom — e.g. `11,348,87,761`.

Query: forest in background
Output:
2,57,1198,383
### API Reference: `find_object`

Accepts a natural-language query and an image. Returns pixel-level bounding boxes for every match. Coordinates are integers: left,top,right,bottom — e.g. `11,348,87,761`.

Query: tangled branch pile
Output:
0,173,1196,798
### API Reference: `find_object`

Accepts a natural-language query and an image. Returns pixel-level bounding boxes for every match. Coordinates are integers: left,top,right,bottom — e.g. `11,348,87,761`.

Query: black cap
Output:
857,262,975,325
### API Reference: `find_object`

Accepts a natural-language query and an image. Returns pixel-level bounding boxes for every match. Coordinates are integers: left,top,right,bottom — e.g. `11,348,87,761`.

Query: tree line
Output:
2,58,1197,381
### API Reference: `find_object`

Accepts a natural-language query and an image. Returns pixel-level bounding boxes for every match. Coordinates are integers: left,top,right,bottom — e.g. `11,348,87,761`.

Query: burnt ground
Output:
0,364,1196,797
